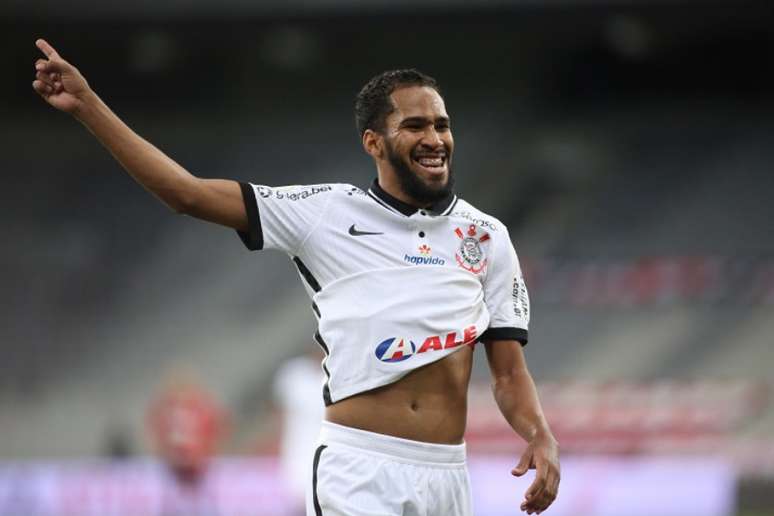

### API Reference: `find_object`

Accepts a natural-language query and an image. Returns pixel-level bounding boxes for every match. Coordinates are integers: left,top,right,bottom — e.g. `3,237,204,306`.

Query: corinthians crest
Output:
454,224,490,274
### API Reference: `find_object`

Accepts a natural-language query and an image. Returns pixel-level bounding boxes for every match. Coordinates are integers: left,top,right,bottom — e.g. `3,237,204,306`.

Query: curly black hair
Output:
354,69,440,138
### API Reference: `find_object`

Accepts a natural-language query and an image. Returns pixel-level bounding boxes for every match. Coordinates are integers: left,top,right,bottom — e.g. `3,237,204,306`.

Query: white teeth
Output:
418,157,443,167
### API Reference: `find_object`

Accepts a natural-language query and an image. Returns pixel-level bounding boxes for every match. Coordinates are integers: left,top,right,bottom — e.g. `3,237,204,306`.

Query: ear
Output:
362,129,384,160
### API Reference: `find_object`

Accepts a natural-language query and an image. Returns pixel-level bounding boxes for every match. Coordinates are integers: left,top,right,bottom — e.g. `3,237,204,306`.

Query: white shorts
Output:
307,421,473,516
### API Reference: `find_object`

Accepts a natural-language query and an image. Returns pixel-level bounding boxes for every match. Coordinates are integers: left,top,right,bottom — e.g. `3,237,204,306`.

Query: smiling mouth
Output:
411,153,447,174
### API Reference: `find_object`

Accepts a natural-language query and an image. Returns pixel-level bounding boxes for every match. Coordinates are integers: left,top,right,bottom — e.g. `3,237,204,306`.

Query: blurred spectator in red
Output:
147,369,229,515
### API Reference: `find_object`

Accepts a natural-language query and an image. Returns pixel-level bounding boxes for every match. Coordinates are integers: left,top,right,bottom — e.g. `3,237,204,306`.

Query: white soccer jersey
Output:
237,180,530,405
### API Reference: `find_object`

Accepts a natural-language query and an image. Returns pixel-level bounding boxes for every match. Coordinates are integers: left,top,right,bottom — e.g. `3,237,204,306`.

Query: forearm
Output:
74,92,201,213
485,343,560,513
491,368,553,443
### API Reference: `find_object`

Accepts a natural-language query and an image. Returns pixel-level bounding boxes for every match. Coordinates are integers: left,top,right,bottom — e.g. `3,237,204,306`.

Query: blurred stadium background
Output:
2,0,773,514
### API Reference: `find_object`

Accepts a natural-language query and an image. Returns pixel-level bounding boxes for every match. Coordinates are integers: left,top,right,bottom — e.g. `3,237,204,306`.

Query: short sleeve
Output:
236,183,335,254
480,227,530,345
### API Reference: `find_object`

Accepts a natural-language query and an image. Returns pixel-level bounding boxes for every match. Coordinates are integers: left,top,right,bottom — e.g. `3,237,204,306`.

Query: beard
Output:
384,139,454,206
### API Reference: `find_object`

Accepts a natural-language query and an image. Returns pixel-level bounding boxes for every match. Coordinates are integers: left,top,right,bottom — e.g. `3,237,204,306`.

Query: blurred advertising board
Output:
470,455,736,516
0,455,735,516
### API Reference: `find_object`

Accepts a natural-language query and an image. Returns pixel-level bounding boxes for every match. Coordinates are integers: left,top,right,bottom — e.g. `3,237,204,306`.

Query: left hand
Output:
512,434,560,514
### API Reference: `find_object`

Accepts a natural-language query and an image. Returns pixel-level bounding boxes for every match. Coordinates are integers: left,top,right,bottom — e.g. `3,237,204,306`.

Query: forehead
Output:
388,86,448,122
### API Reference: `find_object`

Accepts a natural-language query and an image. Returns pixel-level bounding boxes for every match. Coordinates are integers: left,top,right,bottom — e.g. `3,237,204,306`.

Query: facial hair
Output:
384,139,454,207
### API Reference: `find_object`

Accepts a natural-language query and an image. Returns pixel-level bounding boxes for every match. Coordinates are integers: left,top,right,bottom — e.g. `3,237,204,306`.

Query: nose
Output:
421,126,444,149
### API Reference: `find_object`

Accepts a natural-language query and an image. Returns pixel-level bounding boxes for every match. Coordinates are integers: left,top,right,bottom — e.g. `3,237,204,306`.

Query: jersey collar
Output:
367,179,457,217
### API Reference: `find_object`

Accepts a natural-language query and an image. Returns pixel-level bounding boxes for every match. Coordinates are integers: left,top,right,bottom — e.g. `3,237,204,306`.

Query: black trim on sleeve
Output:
312,444,328,516
479,327,528,346
293,257,321,293
236,182,264,251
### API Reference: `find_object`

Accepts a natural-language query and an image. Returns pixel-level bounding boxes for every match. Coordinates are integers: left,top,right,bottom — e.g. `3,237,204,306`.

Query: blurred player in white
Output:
33,39,560,515
272,348,326,515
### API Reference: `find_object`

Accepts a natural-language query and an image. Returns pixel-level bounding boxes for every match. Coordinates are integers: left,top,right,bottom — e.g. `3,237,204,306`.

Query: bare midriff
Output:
325,345,475,444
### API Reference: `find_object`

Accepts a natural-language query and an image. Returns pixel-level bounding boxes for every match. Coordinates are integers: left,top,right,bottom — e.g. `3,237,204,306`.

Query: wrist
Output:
72,90,100,121
532,431,558,447
528,425,556,443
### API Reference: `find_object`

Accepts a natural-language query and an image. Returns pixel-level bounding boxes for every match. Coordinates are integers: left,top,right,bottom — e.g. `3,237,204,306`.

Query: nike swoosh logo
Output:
348,224,383,236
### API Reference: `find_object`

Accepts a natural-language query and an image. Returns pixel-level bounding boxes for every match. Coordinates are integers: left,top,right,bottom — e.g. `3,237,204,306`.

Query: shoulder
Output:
448,198,508,236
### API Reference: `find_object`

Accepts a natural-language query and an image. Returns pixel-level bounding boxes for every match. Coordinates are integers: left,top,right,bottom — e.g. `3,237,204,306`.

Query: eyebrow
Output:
399,116,450,127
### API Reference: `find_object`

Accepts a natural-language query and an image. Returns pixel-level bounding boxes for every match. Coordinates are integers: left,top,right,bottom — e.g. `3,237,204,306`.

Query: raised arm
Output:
31,38,247,231
484,339,560,515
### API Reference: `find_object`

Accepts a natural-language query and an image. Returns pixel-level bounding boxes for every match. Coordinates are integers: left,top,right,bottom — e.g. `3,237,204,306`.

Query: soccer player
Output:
32,38,560,515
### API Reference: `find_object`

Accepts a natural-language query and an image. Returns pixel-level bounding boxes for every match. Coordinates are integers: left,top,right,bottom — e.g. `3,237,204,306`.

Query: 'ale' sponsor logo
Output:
375,326,477,363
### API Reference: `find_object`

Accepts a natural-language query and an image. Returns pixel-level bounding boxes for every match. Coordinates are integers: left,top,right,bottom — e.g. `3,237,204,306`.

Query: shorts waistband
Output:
319,421,466,466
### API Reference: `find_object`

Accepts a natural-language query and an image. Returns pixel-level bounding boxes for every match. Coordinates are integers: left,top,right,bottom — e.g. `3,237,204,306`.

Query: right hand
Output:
32,39,92,114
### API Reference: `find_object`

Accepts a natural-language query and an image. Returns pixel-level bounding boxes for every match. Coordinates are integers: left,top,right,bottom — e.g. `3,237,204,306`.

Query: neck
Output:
376,168,427,209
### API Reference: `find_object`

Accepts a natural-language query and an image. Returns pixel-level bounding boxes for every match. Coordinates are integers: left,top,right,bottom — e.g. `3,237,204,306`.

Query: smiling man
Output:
33,40,559,516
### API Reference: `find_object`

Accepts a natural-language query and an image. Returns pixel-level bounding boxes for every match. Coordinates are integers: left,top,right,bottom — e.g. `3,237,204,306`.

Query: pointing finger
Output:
35,38,60,59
